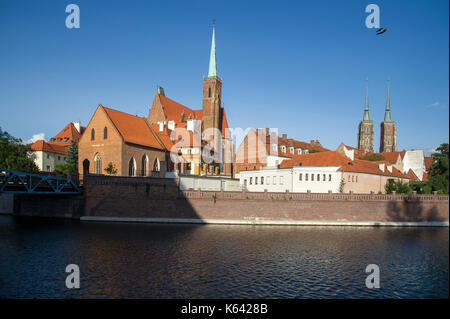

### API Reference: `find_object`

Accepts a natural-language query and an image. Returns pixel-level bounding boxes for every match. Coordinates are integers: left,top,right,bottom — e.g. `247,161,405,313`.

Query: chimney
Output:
157,86,165,96
265,128,270,135
282,134,287,140
74,121,81,133
159,122,164,132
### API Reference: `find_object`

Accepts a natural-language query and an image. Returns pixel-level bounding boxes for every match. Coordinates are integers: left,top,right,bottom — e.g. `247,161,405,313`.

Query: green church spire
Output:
208,21,217,78
363,78,370,121
384,79,392,122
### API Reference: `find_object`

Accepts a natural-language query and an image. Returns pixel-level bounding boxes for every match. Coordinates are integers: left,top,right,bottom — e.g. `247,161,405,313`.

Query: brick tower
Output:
202,22,222,149
380,80,397,152
357,79,374,153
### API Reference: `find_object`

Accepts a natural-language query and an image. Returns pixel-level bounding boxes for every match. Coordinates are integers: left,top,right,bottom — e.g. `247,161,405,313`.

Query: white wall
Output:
32,151,67,172
403,150,425,180
238,168,293,192
266,155,290,168
179,175,241,191
292,166,342,193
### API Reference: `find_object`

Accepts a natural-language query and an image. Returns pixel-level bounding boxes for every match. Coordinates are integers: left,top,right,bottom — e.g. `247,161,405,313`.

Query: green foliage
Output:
411,182,432,194
66,140,78,173
309,149,322,154
212,193,217,203
359,153,386,161
0,127,38,171
385,179,412,194
339,178,346,193
104,162,118,175
428,143,449,194
54,164,73,176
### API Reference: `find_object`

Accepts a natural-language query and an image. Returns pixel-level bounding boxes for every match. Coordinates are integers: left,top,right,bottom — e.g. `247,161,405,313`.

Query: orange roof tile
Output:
30,140,67,155
376,151,403,164
102,106,165,150
406,169,420,181
48,122,83,146
424,157,434,171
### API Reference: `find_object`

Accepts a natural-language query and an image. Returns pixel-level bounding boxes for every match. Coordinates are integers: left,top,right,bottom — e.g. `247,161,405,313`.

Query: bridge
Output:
0,169,82,194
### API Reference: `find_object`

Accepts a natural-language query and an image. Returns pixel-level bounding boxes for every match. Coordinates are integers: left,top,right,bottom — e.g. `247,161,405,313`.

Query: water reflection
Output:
0,216,448,298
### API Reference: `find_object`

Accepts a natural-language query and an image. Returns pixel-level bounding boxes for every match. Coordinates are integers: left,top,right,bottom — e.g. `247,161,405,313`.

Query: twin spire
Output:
362,78,392,122
208,21,218,78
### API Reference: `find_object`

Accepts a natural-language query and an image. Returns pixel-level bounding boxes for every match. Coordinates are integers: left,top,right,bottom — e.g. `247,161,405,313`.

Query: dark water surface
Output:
0,215,448,298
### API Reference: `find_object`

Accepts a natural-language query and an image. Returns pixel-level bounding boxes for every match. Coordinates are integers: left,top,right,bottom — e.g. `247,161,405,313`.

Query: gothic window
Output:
91,128,95,141
104,127,108,139
129,157,136,176
94,153,101,174
208,87,211,98
153,158,160,172
141,155,148,176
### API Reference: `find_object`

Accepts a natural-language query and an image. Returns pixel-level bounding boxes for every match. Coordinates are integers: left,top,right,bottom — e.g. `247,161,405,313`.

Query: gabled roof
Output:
30,140,67,155
101,106,165,150
376,151,404,164
48,122,84,146
406,169,420,181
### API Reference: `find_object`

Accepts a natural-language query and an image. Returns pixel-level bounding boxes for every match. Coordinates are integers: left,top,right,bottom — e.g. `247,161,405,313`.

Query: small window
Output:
104,127,108,139
356,176,358,183
91,128,95,141
47,154,50,159
255,177,258,185
261,176,264,184
250,177,253,185
64,157,66,161
304,150,309,154
57,138,62,142
46,165,50,171
280,176,284,185
305,173,308,181
273,176,277,185
348,175,351,182
64,137,69,142
266,176,270,185
329,174,332,181
289,147,294,154
208,87,211,98
58,156,61,160
280,146,286,153
312,174,314,181
352,176,354,182
317,174,320,181
299,173,302,181
297,148,302,155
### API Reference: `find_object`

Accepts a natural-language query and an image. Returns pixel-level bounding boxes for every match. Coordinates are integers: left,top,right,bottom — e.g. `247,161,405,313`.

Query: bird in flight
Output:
376,28,387,35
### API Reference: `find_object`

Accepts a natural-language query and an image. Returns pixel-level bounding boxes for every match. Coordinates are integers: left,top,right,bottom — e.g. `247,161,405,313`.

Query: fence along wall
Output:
82,175,449,226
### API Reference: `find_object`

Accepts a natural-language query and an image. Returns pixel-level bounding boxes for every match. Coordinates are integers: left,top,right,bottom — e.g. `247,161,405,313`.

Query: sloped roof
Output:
406,169,420,181
424,156,434,171
48,122,84,146
30,140,67,155
102,106,165,150
376,151,404,164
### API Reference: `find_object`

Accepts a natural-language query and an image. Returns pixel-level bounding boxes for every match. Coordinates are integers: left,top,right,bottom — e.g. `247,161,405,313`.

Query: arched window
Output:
129,157,136,176
208,87,211,98
94,153,101,174
91,128,95,141
141,155,148,176
153,158,160,172
104,127,108,139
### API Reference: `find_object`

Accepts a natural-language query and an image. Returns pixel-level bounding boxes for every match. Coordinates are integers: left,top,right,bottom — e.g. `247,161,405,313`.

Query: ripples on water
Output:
0,215,448,298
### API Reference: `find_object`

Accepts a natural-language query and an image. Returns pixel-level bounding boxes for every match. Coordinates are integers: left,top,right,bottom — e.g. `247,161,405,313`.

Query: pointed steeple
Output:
363,77,370,121
208,21,217,78
384,79,392,122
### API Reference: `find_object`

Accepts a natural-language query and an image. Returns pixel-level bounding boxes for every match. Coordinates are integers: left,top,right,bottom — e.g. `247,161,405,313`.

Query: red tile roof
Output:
424,156,434,171
48,122,84,146
280,151,409,179
406,169,420,181
102,106,165,150
30,140,67,155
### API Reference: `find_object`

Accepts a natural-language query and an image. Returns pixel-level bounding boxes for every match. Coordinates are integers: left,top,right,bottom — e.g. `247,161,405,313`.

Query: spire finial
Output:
207,20,218,78
363,77,370,121
384,77,392,122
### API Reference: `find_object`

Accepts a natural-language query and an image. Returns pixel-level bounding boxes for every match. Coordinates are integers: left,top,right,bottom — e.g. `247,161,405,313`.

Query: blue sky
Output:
0,0,448,154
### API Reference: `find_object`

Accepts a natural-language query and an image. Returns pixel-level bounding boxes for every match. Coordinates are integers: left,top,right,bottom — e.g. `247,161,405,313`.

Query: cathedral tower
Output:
380,80,397,152
357,79,374,153
202,22,222,143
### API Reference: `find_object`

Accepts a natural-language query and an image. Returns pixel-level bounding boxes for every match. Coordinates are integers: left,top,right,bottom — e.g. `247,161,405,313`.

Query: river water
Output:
0,215,448,298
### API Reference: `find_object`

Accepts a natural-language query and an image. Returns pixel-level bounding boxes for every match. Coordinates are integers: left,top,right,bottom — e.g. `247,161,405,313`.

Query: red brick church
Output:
78,24,233,178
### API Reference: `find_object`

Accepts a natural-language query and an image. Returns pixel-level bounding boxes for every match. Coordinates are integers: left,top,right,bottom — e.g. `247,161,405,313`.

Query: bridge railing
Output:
0,168,82,194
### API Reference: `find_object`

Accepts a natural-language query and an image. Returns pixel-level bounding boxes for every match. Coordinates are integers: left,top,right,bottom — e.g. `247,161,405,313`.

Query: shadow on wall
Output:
84,174,202,220
386,199,445,222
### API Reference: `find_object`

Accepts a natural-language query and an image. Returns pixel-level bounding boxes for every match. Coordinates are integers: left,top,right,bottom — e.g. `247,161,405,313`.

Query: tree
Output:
385,179,412,194
339,178,346,193
66,140,78,173
428,143,449,194
104,162,118,175
309,149,323,154
359,153,386,161
0,127,38,171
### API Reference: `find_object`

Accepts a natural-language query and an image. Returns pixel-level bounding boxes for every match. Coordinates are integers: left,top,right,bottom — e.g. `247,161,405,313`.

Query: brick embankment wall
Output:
0,193,14,214
13,194,85,219
83,175,449,225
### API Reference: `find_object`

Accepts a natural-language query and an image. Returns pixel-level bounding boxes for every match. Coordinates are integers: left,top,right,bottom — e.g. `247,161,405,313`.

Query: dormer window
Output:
289,147,294,154
297,148,302,155
272,144,277,151
304,149,309,154
57,138,62,142
64,137,69,142
280,145,286,153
